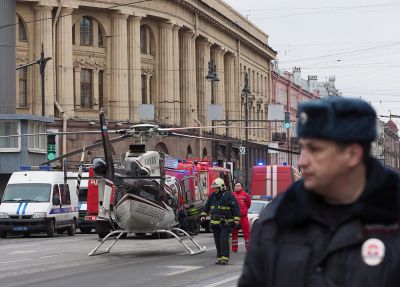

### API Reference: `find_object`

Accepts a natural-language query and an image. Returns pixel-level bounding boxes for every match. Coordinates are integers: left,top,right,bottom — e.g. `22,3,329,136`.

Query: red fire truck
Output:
250,165,301,198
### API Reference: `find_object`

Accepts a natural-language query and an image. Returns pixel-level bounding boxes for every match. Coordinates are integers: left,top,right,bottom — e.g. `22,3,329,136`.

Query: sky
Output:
224,0,400,125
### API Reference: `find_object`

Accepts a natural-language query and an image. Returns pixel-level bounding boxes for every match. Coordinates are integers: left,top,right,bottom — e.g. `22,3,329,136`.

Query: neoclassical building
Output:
14,0,276,178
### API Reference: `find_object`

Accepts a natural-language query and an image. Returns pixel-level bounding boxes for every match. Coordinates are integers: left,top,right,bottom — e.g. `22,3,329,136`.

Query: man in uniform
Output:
239,96,400,286
231,182,251,252
201,178,241,265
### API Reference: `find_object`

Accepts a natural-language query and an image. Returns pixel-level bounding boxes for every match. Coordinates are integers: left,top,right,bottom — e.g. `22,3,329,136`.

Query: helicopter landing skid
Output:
88,230,127,256
158,228,206,255
88,228,206,256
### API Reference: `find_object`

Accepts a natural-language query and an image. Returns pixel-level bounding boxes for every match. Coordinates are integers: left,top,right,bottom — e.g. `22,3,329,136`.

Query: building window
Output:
140,26,147,54
80,69,93,108
140,25,155,55
72,25,75,45
98,26,104,47
28,122,46,152
141,75,147,104
0,122,20,151
80,16,93,46
99,70,104,109
19,67,28,107
18,17,27,41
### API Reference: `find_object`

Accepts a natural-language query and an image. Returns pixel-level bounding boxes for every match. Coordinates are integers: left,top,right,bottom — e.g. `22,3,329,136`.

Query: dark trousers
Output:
211,224,231,259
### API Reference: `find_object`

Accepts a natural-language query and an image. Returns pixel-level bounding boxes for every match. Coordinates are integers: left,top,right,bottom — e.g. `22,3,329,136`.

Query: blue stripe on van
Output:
16,202,23,215
22,202,28,215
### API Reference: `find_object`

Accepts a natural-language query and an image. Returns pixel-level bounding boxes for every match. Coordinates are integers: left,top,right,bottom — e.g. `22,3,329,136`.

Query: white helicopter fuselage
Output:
113,192,176,232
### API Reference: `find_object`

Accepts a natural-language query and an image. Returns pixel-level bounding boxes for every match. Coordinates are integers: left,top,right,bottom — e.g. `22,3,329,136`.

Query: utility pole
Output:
242,71,251,192
206,59,219,162
16,43,51,116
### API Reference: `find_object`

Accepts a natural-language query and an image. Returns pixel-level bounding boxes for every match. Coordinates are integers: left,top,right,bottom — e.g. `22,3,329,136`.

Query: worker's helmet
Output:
211,178,226,191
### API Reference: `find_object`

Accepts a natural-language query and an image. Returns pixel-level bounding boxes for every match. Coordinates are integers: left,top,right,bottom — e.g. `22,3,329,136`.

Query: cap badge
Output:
299,112,308,124
361,238,385,266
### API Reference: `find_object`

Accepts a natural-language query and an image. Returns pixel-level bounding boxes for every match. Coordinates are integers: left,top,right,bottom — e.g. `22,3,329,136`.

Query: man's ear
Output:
347,143,364,167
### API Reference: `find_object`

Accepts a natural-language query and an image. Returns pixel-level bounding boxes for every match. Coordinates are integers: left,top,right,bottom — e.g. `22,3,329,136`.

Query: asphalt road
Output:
0,232,246,287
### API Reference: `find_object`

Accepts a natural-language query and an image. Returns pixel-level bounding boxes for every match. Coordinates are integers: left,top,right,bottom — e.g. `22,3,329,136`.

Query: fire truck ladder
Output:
88,228,206,256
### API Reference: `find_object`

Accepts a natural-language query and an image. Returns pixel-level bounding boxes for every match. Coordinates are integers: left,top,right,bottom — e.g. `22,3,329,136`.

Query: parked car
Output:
248,196,271,231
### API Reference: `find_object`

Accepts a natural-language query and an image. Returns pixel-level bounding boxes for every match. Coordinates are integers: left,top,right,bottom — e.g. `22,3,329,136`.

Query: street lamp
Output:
242,71,251,192
16,43,52,117
206,59,219,162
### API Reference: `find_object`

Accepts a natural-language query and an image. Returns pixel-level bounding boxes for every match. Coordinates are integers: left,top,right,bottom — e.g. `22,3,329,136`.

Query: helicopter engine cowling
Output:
93,158,107,177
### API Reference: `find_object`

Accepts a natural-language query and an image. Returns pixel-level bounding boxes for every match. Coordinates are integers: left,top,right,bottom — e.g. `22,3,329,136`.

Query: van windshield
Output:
2,184,52,202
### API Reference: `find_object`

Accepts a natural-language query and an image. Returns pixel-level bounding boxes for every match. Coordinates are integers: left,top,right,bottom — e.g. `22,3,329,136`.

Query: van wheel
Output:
1,232,7,238
67,222,76,236
47,221,55,238
23,233,30,238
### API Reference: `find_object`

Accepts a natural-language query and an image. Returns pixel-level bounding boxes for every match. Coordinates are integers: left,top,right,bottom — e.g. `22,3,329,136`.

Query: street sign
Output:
239,146,246,155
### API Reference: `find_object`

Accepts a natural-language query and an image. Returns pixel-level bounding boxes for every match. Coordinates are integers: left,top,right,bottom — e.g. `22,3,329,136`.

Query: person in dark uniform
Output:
239,96,400,287
201,178,241,265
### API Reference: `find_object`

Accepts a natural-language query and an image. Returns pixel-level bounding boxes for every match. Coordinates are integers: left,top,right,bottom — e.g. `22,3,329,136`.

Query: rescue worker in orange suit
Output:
231,182,251,252
200,178,241,265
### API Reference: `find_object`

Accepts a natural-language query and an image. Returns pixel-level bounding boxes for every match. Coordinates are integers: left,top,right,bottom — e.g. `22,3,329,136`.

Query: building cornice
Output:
176,0,277,61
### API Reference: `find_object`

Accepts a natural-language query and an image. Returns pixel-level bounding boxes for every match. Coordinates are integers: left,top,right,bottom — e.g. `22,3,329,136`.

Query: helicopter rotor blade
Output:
0,130,111,139
99,110,115,181
41,134,128,165
170,132,232,142
158,125,228,131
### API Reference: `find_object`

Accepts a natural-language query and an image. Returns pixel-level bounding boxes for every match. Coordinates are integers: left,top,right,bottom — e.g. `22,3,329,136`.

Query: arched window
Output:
186,145,193,158
80,16,93,46
140,25,155,55
73,16,106,48
155,142,169,154
202,147,208,158
18,17,27,41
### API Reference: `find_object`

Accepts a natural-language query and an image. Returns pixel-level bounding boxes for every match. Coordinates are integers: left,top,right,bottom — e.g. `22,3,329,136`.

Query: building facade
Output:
270,66,320,168
12,0,276,179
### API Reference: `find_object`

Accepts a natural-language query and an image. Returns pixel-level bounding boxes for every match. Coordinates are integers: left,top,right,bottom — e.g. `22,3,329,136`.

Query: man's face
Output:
212,187,220,193
234,183,241,192
298,138,353,194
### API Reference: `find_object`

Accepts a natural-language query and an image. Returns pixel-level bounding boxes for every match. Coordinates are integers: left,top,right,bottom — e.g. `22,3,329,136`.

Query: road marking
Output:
0,253,64,264
202,275,240,287
0,244,35,250
164,265,203,276
0,258,34,264
39,254,66,259
10,250,36,254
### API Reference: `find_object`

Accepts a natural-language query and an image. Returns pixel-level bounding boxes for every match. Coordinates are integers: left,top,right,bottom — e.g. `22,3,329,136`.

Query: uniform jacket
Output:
234,189,251,217
202,190,241,225
239,158,400,287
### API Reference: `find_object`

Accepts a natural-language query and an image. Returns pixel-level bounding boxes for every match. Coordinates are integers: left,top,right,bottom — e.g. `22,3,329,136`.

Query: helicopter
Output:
36,111,233,256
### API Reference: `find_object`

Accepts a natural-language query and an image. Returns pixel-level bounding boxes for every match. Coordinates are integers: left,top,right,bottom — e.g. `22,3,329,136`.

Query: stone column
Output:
110,13,129,121
224,54,236,138
73,67,81,108
172,25,181,125
211,47,225,135
34,5,54,117
196,39,212,129
179,30,197,127
57,7,74,116
158,22,174,124
128,16,141,122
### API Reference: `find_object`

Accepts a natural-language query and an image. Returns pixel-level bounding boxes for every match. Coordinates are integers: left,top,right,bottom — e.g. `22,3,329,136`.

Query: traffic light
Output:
47,134,56,161
284,112,291,129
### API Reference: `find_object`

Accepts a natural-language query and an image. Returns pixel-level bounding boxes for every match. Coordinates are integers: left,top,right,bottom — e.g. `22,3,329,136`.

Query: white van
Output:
0,171,78,238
